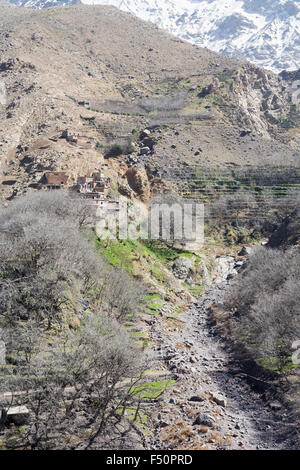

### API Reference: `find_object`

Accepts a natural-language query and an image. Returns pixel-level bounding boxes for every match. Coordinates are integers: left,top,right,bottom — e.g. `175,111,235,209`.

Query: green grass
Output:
128,330,149,339
143,293,162,301
96,239,139,275
144,240,195,262
145,300,164,315
150,263,168,283
257,356,299,374
131,379,176,399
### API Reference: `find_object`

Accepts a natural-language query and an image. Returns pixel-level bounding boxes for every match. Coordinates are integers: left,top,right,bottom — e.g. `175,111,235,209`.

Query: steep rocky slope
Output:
9,0,300,73
0,4,299,202
82,0,300,73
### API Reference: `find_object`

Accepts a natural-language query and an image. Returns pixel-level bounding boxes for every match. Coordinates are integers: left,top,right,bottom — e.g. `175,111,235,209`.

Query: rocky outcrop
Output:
201,78,221,96
230,66,291,137
280,68,300,84
118,182,133,198
125,165,150,202
172,257,195,280
138,129,157,155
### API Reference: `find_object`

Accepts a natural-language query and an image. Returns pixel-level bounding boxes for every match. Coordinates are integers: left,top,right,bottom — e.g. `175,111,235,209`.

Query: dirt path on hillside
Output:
148,262,298,450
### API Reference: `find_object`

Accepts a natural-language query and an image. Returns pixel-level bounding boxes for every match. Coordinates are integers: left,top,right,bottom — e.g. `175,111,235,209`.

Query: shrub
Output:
105,143,124,158
227,246,300,376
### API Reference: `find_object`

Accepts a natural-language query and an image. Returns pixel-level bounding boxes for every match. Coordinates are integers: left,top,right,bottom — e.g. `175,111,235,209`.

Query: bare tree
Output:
1,315,147,449
227,246,300,379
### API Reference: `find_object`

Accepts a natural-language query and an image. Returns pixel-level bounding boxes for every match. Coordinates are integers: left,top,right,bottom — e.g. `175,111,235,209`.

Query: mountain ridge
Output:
6,0,300,73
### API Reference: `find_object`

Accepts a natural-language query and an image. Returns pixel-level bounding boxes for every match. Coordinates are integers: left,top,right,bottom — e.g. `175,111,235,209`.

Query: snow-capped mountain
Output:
7,0,80,7
6,0,300,73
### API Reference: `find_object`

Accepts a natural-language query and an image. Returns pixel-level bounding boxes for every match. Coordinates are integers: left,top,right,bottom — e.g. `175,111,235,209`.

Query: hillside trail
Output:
149,256,298,450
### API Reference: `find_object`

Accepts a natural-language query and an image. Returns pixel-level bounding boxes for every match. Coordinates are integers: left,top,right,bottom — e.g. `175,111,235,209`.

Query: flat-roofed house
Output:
40,172,69,190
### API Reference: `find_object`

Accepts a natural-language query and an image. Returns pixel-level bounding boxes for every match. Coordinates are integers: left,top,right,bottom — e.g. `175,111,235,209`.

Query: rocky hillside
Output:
9,0,300,73
0,4,299,201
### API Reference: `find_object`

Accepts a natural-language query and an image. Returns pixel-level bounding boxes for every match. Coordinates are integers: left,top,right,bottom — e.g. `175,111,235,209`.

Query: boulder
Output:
210,392,227,408
0,59,16,72
142,136,157,150
238,246,252,256
193,413,216,427
140,146,151,155
5,406,30,426
172,257,195,280
139,129,151,140
118,183,132,198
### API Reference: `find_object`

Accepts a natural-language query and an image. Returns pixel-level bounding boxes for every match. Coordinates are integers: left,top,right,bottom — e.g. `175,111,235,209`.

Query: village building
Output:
74,171,111,195
39,169,115,220
61,130,95,148
40,172,69,190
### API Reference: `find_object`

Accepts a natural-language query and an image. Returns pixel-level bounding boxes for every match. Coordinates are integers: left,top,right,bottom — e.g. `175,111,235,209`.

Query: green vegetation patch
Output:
131,379,176,399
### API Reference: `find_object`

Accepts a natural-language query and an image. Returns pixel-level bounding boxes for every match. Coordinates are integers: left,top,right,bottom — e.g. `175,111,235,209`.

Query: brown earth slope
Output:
0,4,299,201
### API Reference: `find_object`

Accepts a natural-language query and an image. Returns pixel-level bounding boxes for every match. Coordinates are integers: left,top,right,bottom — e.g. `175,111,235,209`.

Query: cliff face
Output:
230,66,292,137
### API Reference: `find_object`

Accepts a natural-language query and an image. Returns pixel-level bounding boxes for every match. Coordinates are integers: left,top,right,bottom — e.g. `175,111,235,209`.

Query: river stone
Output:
210,392,227,408
238,246,252,256
188,396,205,403
172,257,195,280
6,406,30,425
193,413,216,427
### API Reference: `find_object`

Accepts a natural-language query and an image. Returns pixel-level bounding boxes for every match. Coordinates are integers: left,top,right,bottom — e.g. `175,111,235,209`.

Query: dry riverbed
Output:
145,256,298,450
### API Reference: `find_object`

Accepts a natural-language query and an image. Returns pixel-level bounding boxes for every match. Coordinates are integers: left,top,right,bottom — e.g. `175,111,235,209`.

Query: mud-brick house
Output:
75,172,111,194
76,175,95,193
40,172,69,190
94,173,111,193
62,130,94,148
62,130,80,143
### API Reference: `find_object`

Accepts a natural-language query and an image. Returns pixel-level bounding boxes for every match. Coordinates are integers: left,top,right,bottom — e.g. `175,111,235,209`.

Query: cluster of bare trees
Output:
139,92,188,113
0,191,146,449
206,187,300,243
226,245,300,415
1,316,146,449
